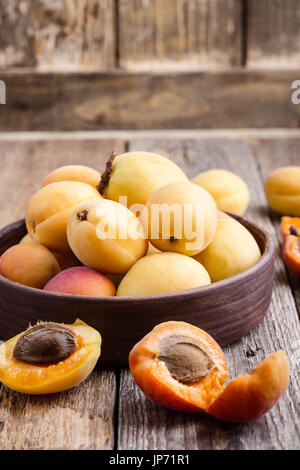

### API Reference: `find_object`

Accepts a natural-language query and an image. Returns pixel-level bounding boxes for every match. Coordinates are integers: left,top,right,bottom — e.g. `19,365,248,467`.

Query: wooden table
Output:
0,130,299,450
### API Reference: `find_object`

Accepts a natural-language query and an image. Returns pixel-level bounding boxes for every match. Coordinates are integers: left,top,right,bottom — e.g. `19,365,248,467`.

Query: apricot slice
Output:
207,351,289,422
0,319,101,394
129,321,228,412
42,165,101,189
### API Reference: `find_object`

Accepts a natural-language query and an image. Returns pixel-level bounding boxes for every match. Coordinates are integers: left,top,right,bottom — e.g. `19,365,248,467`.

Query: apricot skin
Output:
265,166,300,216
193,216,261,282
102,151,188,208
44,266,116,297
207,351,289,422
0,319,101,395
192,169,250,216
67,198,148,274
117,252,211,296
0,243,60,289
42,165,101,189
143,181,218,256
26,181,100,252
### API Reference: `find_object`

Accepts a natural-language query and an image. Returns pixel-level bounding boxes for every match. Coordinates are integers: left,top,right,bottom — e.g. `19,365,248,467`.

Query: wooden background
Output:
0,0,300,130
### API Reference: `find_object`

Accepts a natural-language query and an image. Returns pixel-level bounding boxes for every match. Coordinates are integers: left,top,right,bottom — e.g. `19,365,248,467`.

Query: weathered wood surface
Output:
0,0,116,70
246,0,300,68
1,70,300,131
118,0,242,70
0,131,299,449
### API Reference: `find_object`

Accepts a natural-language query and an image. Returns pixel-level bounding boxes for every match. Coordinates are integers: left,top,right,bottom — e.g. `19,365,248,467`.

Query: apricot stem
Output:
97,151,117,195
76,210,88,222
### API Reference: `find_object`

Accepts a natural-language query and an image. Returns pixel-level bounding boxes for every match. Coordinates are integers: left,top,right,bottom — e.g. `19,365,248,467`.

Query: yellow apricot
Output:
193,216,261,282
67,198,148,274
117,252,211,296
142,181,218,256
265,166,300,216
42,165,101,189
26,181,100,252
192,169,250,216
99,151,188,208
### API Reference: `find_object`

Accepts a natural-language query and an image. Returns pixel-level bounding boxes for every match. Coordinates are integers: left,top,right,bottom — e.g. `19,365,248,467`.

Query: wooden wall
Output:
0,0,300,130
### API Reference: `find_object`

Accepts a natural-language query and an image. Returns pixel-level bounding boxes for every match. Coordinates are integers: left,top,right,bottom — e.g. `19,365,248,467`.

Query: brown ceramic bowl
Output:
0,216,274,366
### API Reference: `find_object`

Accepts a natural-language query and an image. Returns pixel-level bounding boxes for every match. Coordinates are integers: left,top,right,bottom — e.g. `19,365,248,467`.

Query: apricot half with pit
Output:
42,165,101,189
67,198,148,274
98,151,188,208
26,181,100,252
142,180,218,256
0,319,101,394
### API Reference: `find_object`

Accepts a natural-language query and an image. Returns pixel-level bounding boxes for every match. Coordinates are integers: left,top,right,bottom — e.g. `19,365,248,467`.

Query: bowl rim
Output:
0,215,274,304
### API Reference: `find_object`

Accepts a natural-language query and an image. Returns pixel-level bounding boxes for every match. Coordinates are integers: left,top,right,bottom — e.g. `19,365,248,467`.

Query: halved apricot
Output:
207,351,289,422
0,319,101,394
129,321,228,412
280,216,300,238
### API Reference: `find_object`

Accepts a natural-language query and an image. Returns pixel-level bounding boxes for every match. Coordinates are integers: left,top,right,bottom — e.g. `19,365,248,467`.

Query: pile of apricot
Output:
0,152,263,296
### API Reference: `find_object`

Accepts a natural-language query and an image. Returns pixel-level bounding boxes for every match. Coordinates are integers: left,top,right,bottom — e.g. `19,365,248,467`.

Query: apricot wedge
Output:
0,319,101,394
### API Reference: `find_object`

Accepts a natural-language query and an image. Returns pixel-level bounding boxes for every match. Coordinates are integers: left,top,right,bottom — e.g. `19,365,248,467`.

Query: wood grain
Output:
0,0,116,70
1,70,300,131
118,136,300,450
118,0,242,70
246,0,300,68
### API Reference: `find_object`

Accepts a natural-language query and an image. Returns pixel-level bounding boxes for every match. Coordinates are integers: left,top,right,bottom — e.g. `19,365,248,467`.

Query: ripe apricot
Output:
42,165,101,189
67,198,148,274
26,181,100,252
98,151,188,208
44,266,116,297
207,351,289,422
0,319,101,394
192,169,250,216
0,243,60,289
142,181,218,256
117,252,211,296
265,166,300,216
282,235,300,276
193,215,261,282
280,216,300,238
129,321,228,412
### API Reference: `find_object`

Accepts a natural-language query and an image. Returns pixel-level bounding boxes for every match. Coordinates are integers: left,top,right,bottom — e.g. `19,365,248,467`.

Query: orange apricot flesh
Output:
207,350,289,422
129,321,228,412
0,319,101,394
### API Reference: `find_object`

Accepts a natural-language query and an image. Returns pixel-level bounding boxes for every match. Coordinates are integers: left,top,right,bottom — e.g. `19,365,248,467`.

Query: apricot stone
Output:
44,266,116,296
193,216,261,282
0,243,60,289
192,169,250,216
99,151,188,208
143,181,218,256
67,198,148,274
117,252,211,296
42,165,101,189
265,166,300,216
26,181,100,252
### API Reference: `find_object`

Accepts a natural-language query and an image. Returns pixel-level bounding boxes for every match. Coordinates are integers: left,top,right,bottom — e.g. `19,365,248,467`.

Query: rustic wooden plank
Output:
246,0,300,68
0,136,126,449
0,0,116,70
118,0,242,70
1,70,300,130
118,136,300,450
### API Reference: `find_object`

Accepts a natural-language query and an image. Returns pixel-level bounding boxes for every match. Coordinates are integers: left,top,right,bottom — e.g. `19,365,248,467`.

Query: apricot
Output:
147,242,161,256
142,181,218,256
192,169,250,216
280,216,300,238
67,198,148,274
265,166,300,216
98,151,188,208
0,319,101,394
19,233,33,244
129,321,228,411
282,235,300,276
117,252,211,296
193,216,261,282
0,243,60,289
26,181,100,252
42,165,101,189
207,351,289,422
44,266,116,297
